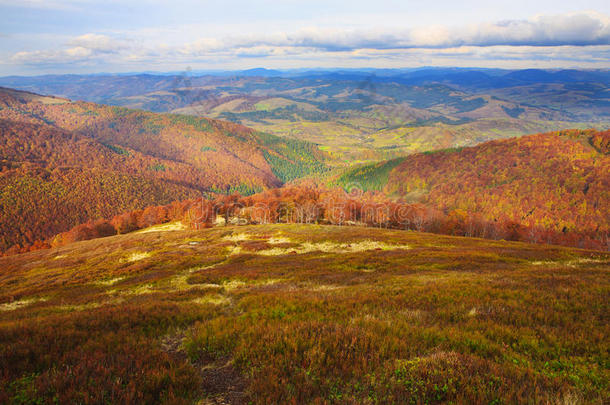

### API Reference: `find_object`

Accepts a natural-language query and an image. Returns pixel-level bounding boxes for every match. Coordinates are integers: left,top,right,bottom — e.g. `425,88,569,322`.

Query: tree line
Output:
5,181,607,256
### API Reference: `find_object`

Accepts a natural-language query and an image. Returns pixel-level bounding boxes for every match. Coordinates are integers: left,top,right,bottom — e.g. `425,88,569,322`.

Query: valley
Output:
2,69,608,162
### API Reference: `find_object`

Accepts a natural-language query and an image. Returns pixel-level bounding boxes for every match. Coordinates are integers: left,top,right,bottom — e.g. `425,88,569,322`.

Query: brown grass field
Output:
0,223,608,404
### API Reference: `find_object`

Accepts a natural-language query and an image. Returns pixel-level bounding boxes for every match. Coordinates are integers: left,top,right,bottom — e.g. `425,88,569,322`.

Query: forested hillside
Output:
336,129,610,243
0,87,327,251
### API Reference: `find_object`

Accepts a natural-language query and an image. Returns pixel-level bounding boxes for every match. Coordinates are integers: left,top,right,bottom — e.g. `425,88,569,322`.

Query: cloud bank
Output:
5,11,610,72
179,12,610,52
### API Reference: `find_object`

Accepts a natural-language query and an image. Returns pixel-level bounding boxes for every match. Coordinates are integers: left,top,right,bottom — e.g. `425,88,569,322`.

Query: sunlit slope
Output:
0,87,327,188
1,224,608,403
335,129,610,236
0,87,327,250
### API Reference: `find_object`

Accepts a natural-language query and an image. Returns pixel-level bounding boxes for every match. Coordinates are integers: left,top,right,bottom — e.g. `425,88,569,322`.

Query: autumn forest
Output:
1,85,607,254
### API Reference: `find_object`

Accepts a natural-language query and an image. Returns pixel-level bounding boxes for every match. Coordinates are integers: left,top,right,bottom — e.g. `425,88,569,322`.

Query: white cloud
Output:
164,11,610,55
451,12,610,47
11,33,130,64
246,11,610,49
6,12,610,71
12,47,92,64
68,33,129,53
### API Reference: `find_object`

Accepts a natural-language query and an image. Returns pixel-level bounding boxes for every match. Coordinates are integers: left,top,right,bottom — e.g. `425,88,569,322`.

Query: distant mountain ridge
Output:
1,68,606,161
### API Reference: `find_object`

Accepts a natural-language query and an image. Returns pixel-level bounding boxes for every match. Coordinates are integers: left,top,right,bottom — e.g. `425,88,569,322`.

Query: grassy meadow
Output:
0,223,608,404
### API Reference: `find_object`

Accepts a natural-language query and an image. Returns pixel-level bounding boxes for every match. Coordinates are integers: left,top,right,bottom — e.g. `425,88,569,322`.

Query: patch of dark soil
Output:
161,330,249,404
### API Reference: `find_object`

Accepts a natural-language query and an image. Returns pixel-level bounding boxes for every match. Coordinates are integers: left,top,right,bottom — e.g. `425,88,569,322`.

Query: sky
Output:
0,0,609,75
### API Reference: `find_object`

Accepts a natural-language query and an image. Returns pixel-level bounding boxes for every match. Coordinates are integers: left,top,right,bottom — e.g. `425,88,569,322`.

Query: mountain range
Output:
2,68,608,162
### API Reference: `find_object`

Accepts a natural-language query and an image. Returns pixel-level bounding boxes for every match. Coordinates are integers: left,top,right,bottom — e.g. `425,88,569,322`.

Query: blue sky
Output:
0,0,609,75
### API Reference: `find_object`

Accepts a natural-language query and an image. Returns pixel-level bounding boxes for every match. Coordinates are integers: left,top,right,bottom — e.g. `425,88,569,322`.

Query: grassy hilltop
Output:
1,223,608,404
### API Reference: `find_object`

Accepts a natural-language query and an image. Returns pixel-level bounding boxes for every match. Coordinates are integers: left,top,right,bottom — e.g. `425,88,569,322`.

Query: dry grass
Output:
222,233,251,242
125,251,152,262
0,297,47,312
256,237,410,256
94,276,125,286
137,221,187,234
0,224,608,404
192,295,232,306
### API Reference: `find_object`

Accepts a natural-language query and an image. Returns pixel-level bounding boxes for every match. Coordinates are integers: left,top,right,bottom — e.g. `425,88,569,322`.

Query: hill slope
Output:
0,87,327,250
2,71,607,162
335,129,610,238
0,224,608,403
